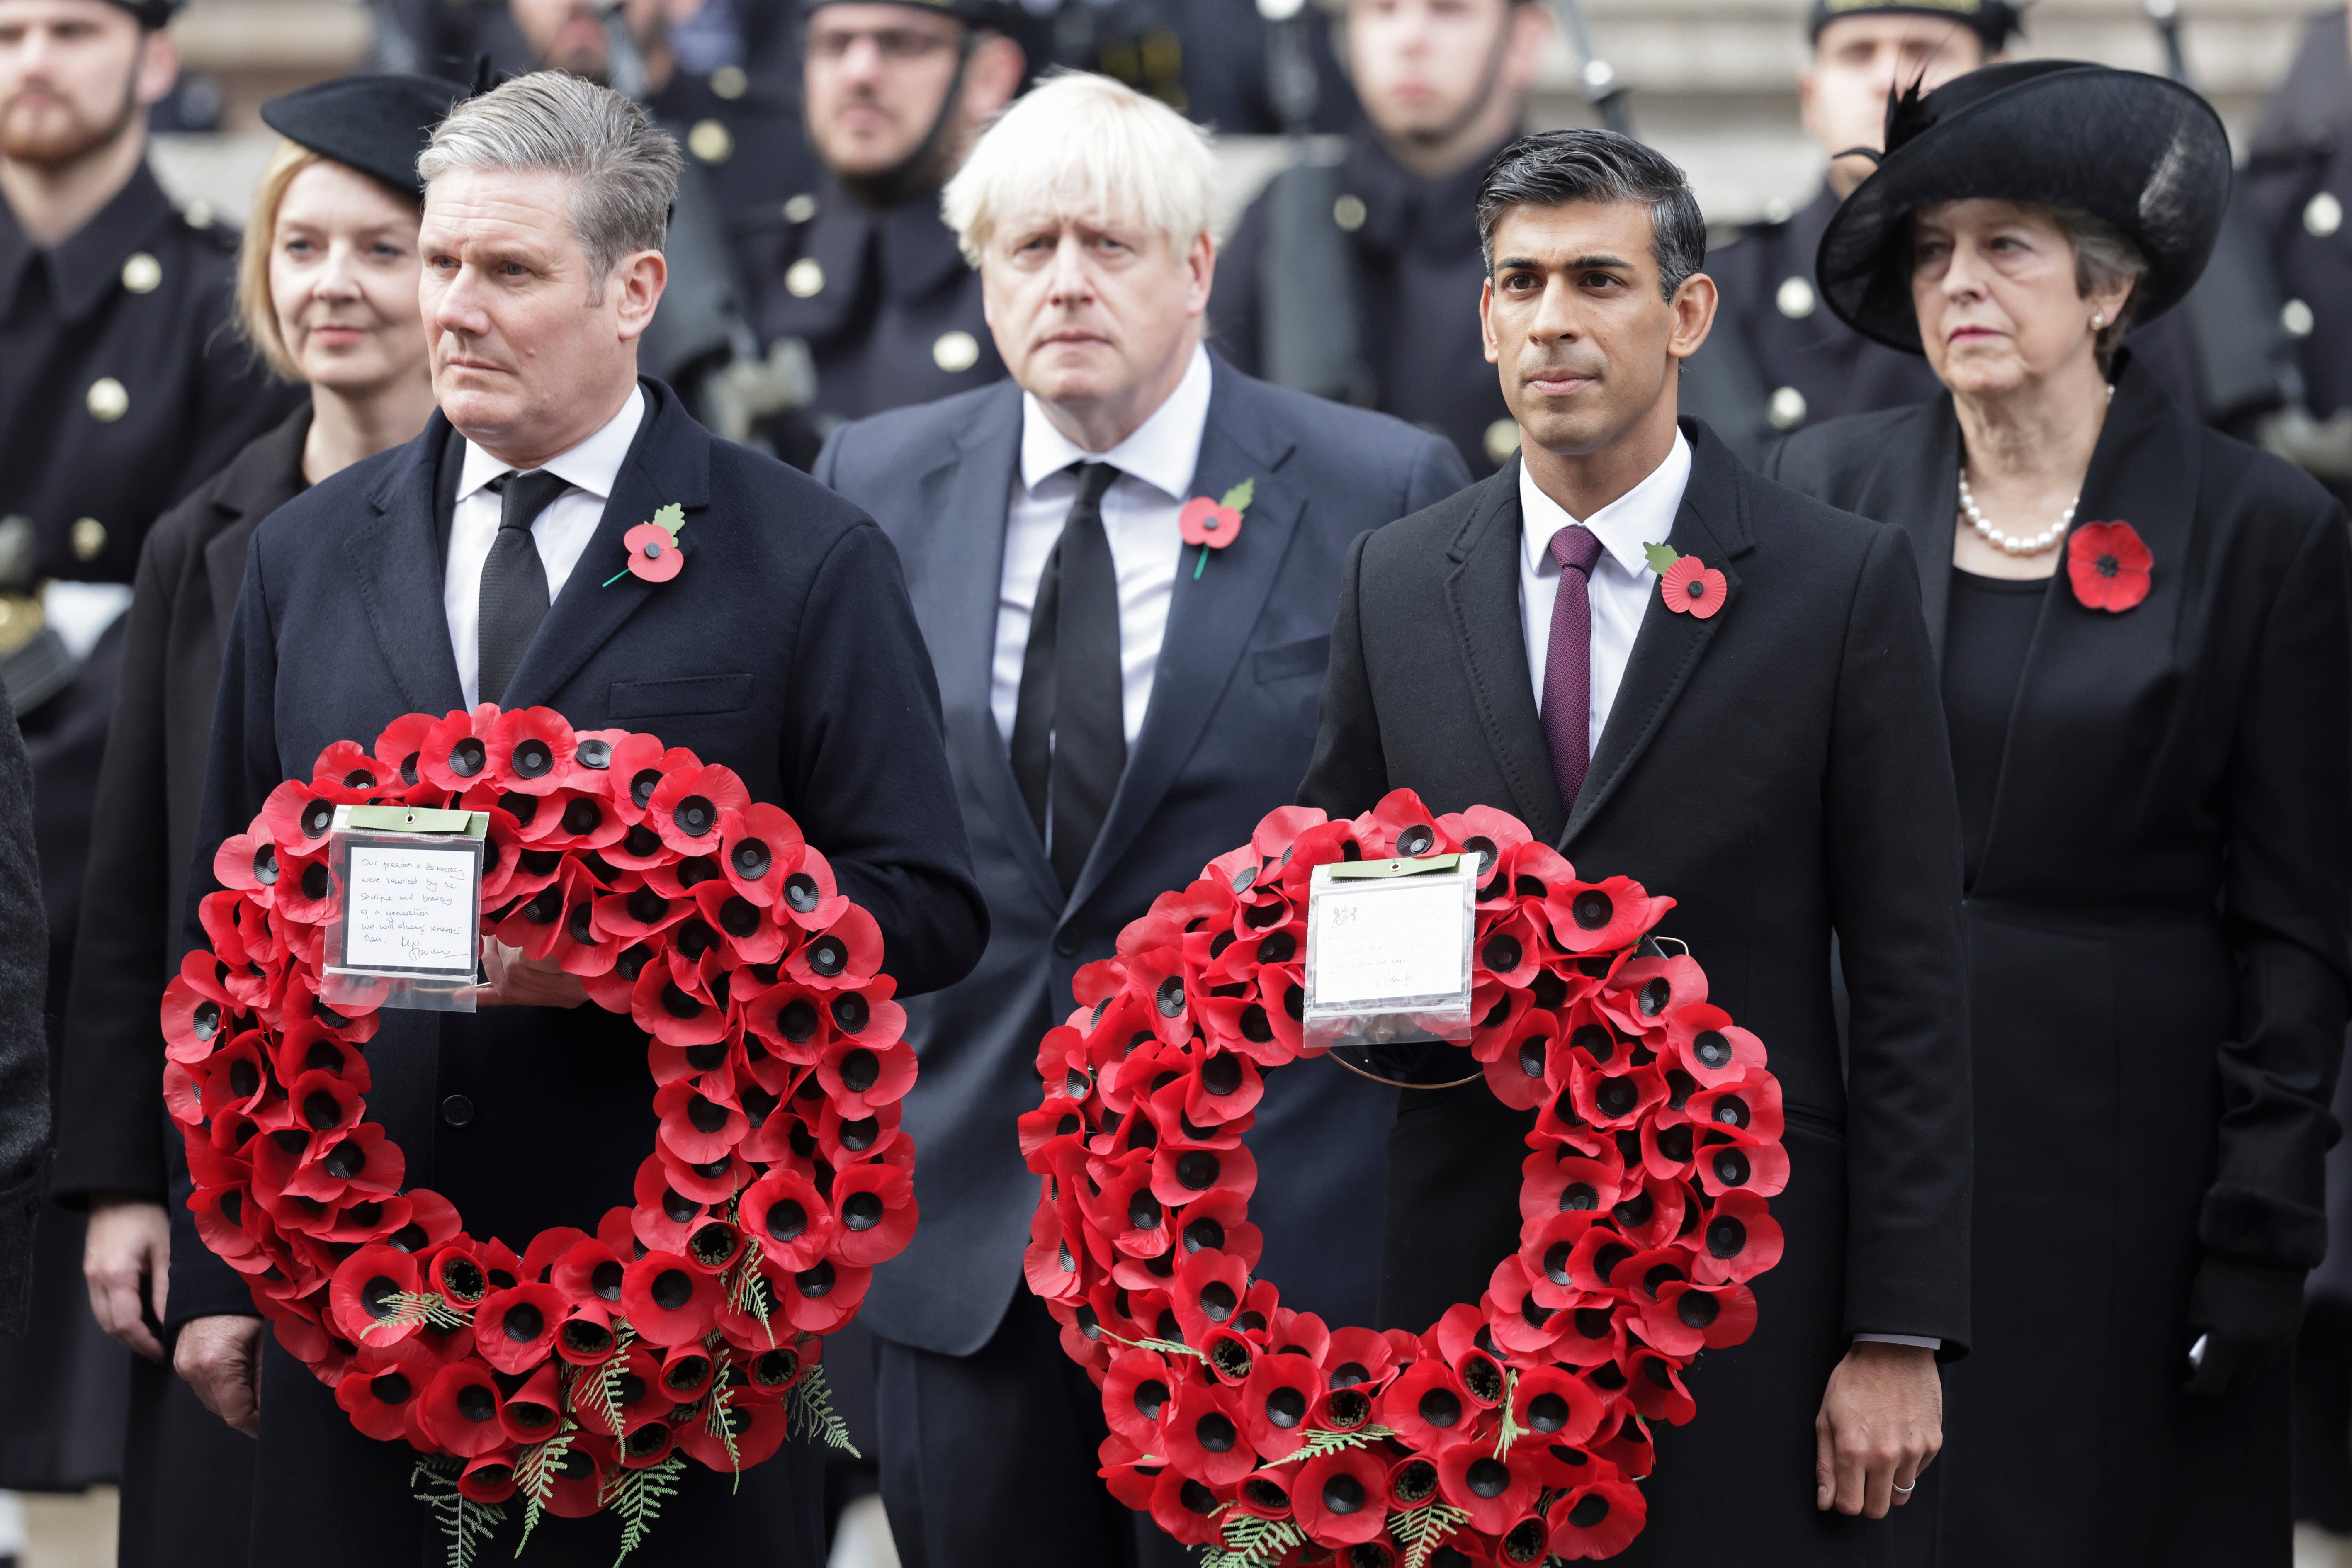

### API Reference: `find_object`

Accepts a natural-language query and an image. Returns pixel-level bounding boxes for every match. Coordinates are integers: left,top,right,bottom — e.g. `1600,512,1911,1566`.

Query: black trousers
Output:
2298,1299,2352,1535
119,1350,254,1568
876,1293,1194,1568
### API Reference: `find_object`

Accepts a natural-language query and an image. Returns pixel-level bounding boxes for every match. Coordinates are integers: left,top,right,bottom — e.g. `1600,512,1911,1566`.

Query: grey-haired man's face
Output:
419,164,665,465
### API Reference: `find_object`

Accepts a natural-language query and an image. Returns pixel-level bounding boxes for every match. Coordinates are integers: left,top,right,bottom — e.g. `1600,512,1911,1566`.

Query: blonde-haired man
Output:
816,70,1469,1568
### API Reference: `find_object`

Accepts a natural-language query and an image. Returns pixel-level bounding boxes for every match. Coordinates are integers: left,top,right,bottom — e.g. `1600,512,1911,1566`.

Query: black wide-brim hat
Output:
260,74,470,202
1817,60,2232,355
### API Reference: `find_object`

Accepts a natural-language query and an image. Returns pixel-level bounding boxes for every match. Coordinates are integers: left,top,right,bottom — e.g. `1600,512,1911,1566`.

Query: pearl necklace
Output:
1958,473,2073,555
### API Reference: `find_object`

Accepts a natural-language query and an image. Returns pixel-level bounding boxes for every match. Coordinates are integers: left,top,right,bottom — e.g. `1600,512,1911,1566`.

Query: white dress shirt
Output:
990,343,1213,749
1517,431,1691,756
444,385,646,708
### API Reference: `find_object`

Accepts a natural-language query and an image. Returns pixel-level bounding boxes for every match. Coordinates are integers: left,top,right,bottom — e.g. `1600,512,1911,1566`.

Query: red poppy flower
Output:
1484,1255,1572,1357
646,763,748,856
1147,1465,1231,1547
1178,494,1244,550
310,738,385,795
1519,1146,1623,1229
328,1244,421,1344
814,1095,902,1166
334,1340,437,1440
1436,1437,1541,1536
456,1453,518,1505
621,521,683,583
817,1031,916,1120
787,904,883,990
1543,875,1674,955
554,1302,619,1365
1102,1347,1177,1449
260,778,341,856
417,1361,509,1457
629,958,729,1050
418,707,498,794
474,1282,565,1373
1624,1347,1695,1425
1382,1358,1473,1451
497,1362,565,1446
829,1162,916,1267
775,1257,870,1335
485,707,575,795
1690,1188,1784,1286
1660,554,1728,619
1663,1004,1766,1089
566,1343,665,1435
1692,1129,1790,1199
1481,1009,1558,1112
677,1393,790,1472
1293,1445,1391,1546
652,1080,746,1166
620,1251,722,1347
1548,1477,1646,1559
1164,1379,1257,1487
2068,520,2152,612
1239,1351,1322,1459
551,1237,627,1309
717,801,804,907
541,1440,608,1517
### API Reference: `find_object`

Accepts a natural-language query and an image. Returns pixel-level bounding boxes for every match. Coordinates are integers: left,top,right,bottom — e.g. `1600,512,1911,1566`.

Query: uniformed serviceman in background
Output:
734,0,1028,468
1211,0,1550,476
0,0,299,1503
1695,0,2011,457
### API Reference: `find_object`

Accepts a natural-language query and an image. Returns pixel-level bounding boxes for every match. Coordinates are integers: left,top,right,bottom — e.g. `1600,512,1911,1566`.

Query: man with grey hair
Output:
168,69,985,1565
816,70,1468,1568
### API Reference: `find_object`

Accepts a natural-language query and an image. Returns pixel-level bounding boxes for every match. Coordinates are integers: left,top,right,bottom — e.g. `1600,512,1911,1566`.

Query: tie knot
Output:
1070,461,1119,509
490,469,571,531
1549,524,1603,576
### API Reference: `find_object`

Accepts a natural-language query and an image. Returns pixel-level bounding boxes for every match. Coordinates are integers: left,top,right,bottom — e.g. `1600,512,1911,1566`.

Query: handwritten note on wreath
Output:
1309,879,1468,1007
343,845,477,972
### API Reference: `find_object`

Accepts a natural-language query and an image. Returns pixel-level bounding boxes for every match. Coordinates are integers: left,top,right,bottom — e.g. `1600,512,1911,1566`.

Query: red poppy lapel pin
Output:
604,501,685,587
1178,479,1253,580
1643,541,1728,620
2066,521,2152,612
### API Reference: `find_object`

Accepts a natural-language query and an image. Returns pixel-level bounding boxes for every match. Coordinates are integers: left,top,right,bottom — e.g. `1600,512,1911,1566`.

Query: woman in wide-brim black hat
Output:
1768,60,2352,1566
46,71,458,1568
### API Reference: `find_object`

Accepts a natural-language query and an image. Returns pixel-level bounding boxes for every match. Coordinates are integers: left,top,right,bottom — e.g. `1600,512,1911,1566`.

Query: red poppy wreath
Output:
1023,791,1789,1566
163,705,914,1561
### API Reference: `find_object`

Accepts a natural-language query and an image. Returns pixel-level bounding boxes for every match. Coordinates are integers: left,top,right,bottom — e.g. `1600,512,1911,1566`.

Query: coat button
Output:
1054,932,1079,957
1333,193,1366,232
688,118,733,164
783,192,817,224
2308,191,2343,238
1775,275,1816,318
1483,418,1521,466
711,65,747,99
121,252,161,294
1767,386,1808,430
933,331,979,373
785,258,824,298
85,377,128,422
70,518,106,561
442,1094,475,1127
2283,299,2316,338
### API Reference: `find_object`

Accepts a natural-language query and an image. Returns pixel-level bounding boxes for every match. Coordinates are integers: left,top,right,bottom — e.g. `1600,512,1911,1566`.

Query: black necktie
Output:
1011,461,1125,895
476,469,571,707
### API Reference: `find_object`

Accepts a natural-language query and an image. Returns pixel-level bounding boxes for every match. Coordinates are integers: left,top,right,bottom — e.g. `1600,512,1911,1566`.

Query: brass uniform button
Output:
1775,275,1816,319
1333,194,1366,233
121,252,162,294
71,518,107,561
785,258,824,298
1767,386,1808,430
782,192,818,224
688,119,733,164
86,377,129,422
933,330,980,373
711,65,747,99
2307,192,2344,238
2283,299,2316,339
183,200,214,229
1484,419,1521,465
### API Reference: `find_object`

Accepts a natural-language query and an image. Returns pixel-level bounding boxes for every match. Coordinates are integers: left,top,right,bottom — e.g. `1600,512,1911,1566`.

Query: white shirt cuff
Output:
1854,1333,1942,1350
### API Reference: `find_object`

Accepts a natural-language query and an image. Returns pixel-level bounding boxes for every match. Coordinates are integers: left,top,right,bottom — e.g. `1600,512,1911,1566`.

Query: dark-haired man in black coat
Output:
168,72,984,1566
1298,128,1971,1564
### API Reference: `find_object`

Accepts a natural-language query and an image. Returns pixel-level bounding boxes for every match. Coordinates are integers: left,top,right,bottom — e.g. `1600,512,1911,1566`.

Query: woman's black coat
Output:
51,404,309,1568
1769,357,2352,1566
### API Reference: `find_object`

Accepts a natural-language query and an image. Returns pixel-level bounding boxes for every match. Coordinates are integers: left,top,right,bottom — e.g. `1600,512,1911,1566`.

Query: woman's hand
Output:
474,937,590,1008
83,1197,170,1360
176,1314,264,1436
1815,1340,1943,1517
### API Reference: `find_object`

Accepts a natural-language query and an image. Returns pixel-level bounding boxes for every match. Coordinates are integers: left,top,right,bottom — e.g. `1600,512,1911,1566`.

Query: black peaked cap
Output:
1816,61,2231,355
260,74,471,201
1807,0,2024,51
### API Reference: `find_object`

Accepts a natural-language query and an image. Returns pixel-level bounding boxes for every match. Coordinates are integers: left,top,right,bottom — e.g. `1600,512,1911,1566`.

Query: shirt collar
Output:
2,161,177,325
458,384,646,504
1519,430,1694,579
1019,343,1213,501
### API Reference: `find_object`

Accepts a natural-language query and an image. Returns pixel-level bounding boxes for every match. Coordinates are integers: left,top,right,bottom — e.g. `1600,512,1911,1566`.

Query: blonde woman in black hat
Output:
49,72,455,1568
1769,61,2352,1566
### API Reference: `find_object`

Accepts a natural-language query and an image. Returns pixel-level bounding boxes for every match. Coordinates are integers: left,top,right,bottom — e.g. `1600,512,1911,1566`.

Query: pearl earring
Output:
2090,312,2106,332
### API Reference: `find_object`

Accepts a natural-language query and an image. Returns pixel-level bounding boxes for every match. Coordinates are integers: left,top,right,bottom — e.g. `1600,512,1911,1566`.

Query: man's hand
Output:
475,938,590,1008
1815,1341,1941,1518
176,1314,264,1437
83,1197,171,1360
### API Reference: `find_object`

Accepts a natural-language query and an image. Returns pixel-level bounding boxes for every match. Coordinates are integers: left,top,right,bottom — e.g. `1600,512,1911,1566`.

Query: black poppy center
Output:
674,795,716,837
1573,890,1613,930
784,873,821,913
1595,1077,1637,1118
1694,1030,1732,1069
843,1191,885,1232
1639,977,1671,1016
1155,975,1185,1018
1516,1035,1547,1078
797,1262,836,1298
253,844,279,885
447,738,486,778
369,1371,412,1404
561,797,603,836
765,1199,808,1243
1527,1391,1570,1433
1322,1472,1365,1515
841,1048,880,1092
1135,1378,1169,1420
1200,1054,1242,1097
301,799,334,838
1713,1148,1752,1186
501,1301,545,1342
630,768,663,808
1706,1216,1747,1258
512,739,553,778
687,1094,729,1134
1568,1493,1610,1528
1419,1388,1461,1428
1482,934,1522,973
2096,552,2120,578
807,936,847,976
1194,1412,1237,1453
649,1269,694,1312
1466,1457,1511,1498
1176,1151,1220,1191
1199,1281,1237,1322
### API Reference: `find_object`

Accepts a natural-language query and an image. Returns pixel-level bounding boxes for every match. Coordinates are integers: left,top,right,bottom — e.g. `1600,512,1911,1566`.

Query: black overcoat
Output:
167,379,988,1566
53,406,311,1568
1296,419,1973,1565
1767,360,2352,1567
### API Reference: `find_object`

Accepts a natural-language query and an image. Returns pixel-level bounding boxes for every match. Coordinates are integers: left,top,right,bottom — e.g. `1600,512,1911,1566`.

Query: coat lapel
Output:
1562,423,1752,851
203,407,313,637
1438,457,1567,841
921,384,1063,912
1890,400,1963,662
347,414,467,718
1065,361,1303,915
1971,360,2197,886
503,382,711,712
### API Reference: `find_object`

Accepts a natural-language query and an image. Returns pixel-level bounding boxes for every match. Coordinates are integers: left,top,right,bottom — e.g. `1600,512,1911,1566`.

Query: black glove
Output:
2184,1256,2306,1398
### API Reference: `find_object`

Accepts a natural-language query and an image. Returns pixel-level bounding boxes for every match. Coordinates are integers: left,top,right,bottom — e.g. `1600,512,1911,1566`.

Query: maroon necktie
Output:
1542,524,1604,813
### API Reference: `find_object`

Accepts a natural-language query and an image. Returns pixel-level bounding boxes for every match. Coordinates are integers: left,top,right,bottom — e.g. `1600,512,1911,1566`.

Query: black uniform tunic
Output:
735,173,1002,468
1214,129,1515,478
1769,357,2352,1567
648,66,819,231
0,158,299,1495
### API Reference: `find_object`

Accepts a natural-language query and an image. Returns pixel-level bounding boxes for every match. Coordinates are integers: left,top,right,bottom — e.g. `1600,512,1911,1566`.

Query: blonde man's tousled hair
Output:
942,70,1219,266
418,71,679,283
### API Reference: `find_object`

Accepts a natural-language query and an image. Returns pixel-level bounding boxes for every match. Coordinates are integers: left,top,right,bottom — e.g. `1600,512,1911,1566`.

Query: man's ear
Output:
612,249,669,342
963,33,1026,123
134,26,180,109
1667,270,1718,362
1480,277,1500,366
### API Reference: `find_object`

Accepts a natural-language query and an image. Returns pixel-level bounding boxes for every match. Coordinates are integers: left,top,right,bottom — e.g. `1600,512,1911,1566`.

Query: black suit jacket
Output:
815,358,1470,1357
1298,421,1972,1558
55,407,310,1210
